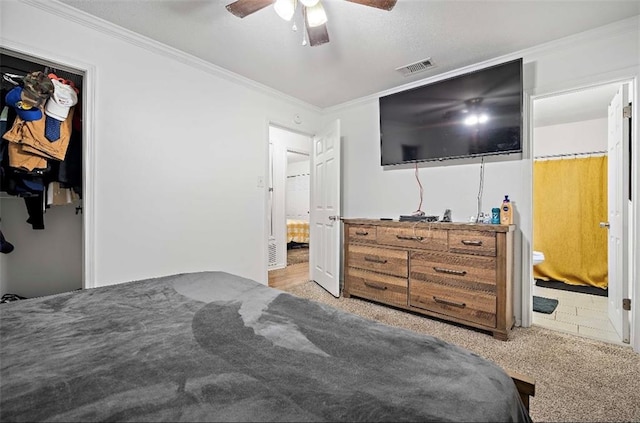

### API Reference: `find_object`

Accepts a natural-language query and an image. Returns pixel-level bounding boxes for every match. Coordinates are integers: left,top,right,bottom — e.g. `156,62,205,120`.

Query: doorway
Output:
285,151,310,267
266,120,343,298
531,81,633,345
0,49,86,300
267,125,311,282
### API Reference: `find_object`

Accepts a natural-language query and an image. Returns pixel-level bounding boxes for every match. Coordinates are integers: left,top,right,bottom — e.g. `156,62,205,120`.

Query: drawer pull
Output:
433,267,467,276
433,296,467,308
364,256,388,264
396,235,424,241
364,282,388,291
461,240,483,246
355,231,369,236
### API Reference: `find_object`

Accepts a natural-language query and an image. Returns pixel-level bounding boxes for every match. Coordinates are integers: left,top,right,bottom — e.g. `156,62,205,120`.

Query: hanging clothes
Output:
1,67,83,230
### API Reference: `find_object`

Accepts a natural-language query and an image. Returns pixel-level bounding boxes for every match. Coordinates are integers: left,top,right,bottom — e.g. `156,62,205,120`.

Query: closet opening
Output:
1,49,85,302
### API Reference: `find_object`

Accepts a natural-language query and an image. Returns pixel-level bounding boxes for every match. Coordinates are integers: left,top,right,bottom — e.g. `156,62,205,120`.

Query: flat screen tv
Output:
379,58,523,165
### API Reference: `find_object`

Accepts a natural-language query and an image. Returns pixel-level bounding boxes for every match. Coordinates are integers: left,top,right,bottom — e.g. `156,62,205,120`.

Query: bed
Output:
0,271,533,422
287,219,310,244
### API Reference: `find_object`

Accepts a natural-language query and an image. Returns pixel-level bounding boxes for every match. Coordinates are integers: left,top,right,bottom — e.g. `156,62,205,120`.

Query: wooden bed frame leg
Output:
505,369,536,413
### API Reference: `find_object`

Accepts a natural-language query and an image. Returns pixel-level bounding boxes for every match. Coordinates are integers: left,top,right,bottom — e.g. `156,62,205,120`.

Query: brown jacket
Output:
6,142,48,171
3,107,75,170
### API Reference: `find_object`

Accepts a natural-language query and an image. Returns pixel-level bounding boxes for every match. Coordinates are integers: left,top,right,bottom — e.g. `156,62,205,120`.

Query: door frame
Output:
264,121,314,281
0,41,96,290
522,74,639,352
607,83,630,342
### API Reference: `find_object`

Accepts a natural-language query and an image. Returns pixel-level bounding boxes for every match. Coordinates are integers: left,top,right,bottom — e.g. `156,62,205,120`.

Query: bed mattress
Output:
0,271,531,422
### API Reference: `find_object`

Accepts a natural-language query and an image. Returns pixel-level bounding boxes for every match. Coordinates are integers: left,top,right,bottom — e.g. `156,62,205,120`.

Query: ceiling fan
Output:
225,0,397,47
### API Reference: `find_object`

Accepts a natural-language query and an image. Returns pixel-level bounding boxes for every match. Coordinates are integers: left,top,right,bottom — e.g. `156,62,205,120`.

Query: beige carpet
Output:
282,281,640,423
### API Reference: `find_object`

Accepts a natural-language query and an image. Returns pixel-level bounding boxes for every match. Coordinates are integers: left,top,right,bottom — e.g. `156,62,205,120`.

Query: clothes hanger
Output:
2,72,23,86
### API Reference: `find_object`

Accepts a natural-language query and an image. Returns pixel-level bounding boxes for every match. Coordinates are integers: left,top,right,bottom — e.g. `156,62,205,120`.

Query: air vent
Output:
395,58,435,76
268,239,277,267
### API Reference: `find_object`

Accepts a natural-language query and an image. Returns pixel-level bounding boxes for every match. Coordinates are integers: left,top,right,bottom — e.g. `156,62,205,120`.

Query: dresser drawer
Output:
347,244,408,278
346,268,408,308
409,280,497,328
347,225,377,244
448,230,496,256
410,250,497,292
376,226,447,251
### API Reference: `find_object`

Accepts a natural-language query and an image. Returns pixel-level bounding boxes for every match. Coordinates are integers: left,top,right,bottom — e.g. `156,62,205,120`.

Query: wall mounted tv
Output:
379,58,523,165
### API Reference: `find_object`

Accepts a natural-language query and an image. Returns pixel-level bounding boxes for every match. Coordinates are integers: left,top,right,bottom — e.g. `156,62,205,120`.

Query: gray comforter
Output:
0,271,531,422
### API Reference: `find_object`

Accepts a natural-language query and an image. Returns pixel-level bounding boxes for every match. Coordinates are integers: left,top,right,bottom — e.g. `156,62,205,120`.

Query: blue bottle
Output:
491,208,500,224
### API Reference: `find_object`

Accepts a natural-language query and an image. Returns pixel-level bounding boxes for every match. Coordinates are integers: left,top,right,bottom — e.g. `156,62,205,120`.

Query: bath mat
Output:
535,279,607,297
533,296,559,314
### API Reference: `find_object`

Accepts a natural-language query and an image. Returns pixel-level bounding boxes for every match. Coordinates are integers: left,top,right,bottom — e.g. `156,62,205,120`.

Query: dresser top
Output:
342,218,515,233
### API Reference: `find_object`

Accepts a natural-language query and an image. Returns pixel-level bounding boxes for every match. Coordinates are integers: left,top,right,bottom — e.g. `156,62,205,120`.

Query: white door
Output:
309,120,341,297
605,84,630,343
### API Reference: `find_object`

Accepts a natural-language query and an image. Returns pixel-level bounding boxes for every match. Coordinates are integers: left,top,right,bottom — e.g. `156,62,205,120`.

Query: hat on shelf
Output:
21,71,54,108
47,73,79,94
45,79,78,121
4,87,43,121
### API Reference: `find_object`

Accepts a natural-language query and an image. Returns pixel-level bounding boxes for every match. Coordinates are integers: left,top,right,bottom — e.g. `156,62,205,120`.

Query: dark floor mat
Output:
535,279,607,297
533,296,559,314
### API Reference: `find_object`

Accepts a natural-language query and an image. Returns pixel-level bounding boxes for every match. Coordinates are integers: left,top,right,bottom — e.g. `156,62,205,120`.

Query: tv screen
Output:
379,58,523,165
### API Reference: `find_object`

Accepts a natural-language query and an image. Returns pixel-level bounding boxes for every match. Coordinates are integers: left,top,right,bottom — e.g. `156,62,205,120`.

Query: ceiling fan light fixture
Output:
464,113,489,126
306,2,327,28
274,0,295,21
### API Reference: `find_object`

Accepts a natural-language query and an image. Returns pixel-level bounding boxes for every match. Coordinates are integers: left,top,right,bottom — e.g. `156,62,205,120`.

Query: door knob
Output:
599,222,610,228
329,215,340,221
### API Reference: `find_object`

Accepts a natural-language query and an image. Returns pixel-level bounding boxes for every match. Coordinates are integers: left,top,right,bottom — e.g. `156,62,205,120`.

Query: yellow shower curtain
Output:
533,155,608,289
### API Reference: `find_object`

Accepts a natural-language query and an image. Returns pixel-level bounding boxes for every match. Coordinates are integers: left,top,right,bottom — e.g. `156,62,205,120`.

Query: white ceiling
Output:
56,0,640,110
533,83,623,128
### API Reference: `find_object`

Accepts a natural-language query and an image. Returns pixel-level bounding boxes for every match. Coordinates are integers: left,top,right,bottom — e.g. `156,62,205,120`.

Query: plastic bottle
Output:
491,208,501,224
500,195,513,225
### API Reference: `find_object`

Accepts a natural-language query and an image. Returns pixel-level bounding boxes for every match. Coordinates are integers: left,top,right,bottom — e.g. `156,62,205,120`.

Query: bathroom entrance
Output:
531,81,633,345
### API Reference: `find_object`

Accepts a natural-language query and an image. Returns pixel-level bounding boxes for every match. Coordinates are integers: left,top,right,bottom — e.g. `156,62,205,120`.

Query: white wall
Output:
1,0,322,287
534,118,607,157
323,16,639,326
0,200,82,298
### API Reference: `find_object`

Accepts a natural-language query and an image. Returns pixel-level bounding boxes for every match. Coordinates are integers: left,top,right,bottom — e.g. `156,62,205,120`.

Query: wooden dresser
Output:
342,219,515,340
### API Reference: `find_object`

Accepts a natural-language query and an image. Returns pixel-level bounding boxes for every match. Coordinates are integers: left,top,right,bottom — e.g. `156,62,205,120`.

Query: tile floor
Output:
532,284,627,346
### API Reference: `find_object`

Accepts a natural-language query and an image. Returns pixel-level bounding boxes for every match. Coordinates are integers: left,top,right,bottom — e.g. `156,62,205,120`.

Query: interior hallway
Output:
268,260,309,290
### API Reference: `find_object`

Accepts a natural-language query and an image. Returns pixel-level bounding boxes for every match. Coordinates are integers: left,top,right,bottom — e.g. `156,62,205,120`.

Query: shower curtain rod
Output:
534,150,607,160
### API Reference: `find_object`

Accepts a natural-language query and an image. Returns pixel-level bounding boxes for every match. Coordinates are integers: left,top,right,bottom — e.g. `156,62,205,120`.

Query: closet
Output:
0,50,84,300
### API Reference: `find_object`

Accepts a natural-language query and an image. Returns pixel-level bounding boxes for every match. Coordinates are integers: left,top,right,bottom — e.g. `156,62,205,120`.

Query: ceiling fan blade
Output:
345,0,397,11
226,0,274,18
307,22,330,47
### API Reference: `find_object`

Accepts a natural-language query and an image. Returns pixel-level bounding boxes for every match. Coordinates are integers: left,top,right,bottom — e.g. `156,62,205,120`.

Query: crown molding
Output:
18,0,322,114
326,15,639,114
